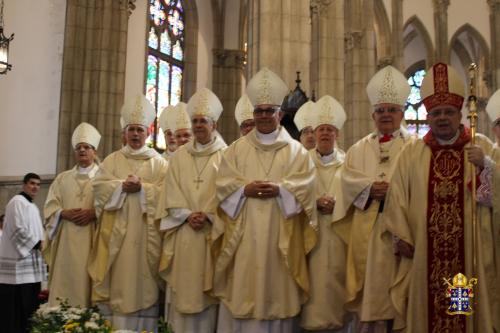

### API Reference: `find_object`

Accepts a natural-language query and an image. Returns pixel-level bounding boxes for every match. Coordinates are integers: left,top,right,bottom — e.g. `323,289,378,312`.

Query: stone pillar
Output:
488,0,500,91
310,0,344,101
391,0,404,70
247,0,311,92
57,0,131,172
433,0,450,63
343,0,377,149
212,49,246,144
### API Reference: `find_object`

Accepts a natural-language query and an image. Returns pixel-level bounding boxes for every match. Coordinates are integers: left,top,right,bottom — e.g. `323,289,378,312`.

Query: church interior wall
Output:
194,0,214,90
223,0,240,50
0,0,66,179
403,29,428,72
448,0,490,48
403,0,435,46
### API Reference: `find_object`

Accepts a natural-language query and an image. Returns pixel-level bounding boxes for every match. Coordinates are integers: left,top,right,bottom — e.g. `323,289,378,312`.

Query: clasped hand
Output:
187,212,209,231
370,181,389,201
244,181,280,199
61,208,96,226
316,195,335,215
122,174,142,193
465,145,485,168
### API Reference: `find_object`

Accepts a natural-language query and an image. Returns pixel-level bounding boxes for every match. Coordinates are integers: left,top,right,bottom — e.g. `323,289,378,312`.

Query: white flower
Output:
84,321,100,329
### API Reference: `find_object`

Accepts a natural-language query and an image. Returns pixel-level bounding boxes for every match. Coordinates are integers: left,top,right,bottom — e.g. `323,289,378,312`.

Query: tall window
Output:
404,69,429,137
146,0,185,149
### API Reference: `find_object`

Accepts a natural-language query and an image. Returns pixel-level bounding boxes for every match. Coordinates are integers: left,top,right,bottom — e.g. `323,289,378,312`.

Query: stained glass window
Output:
404,69,429,137
146,0,185,149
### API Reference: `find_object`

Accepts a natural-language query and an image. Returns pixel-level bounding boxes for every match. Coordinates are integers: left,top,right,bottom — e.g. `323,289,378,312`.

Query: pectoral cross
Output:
378,172,386,180
76,191,86,201
194,176,204,190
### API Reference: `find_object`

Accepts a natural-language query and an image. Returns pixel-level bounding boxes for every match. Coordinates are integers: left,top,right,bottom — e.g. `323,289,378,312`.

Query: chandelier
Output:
0,0,14,74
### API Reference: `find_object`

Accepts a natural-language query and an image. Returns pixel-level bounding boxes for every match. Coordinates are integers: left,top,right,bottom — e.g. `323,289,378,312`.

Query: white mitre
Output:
168,102,191,132
187,88,223,121
119,117,126,129
486,88,500,123
235,94,254,126
71,122,101,149
121,94,156,127
312,95,347,130
159,105,175,132
246,67,289,106
294,101,317,131
366,65,410,107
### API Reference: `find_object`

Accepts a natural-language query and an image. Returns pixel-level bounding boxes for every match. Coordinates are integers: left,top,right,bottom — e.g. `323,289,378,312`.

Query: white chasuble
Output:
88,147,167,320
43,164,98,307
214,127,317,332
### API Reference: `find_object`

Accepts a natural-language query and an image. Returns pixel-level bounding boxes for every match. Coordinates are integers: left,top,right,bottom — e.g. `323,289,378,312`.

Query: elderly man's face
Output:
74,143,96,168
175,128,193,146
372,103,404,134
164,129,177,150
240,119,256,136
126,124,149,150
427,105,462,141
253,104,282,134
192,115,215,144
315,124,338,154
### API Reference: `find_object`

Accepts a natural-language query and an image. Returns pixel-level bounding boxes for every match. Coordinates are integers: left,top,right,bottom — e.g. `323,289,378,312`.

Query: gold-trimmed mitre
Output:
246,67,289,107
159,105,175,132
121,94,156,128
71,122,101,149
294,101,317,131
313,95,347,130
486,88,500,123
235,94,254,125
187,88,223,121
366,65,410,107
421,62,465,111
169,102,191,132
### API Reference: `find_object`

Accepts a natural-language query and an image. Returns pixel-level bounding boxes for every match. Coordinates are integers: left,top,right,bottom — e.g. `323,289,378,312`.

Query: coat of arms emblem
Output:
443,273,477,315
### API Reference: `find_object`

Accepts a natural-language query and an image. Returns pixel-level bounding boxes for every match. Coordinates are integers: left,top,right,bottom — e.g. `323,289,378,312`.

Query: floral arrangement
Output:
31,300,112,333
31,299,174,333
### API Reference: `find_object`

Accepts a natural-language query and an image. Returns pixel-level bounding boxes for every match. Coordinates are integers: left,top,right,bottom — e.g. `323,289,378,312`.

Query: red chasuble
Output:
423,127,471,332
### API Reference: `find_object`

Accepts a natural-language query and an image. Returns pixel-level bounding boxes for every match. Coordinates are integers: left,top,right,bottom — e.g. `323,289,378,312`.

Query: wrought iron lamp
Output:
0,0,14,74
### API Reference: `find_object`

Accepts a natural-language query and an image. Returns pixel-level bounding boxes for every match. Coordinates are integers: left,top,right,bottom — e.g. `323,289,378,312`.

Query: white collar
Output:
256,128,279,145
378,129,400,138
317,150,336,164
77,163,98,177
194,136,215,151
436,130,460,146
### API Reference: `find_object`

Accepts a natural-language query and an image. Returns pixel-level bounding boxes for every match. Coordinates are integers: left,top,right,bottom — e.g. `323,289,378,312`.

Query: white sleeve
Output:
276,186,302,218
104,185,127,211
219,187,246,219
160,208,192,231
353,185,371,210
46,209,62,241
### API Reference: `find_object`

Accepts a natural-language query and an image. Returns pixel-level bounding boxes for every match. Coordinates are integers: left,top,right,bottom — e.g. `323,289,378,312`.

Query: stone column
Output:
488,0,500,91
343,0,377,149
56,0,131,172
391,0,404,70
433,0,450,63
310,0,344,101
247,0,311,92
212,49,246,144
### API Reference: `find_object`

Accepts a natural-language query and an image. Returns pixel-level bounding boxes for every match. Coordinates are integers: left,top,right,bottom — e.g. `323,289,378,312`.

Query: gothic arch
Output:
373,0,391,64
403,15,434,67
449,24,490,71
181,0,199,100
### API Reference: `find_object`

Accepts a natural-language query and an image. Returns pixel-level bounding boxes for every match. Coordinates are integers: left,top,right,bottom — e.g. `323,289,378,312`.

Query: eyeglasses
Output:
253,107,279,116
427,109,459,117
74,144,94,151
494,119,500,127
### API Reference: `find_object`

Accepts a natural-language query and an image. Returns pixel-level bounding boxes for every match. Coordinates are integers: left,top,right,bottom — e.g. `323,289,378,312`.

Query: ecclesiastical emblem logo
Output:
443,273,477,316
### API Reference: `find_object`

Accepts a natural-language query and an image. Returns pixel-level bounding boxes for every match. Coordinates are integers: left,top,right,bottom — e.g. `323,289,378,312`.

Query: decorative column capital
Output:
310,0,333,17
345,30,364,51
120,0,136,16
433,0,450,11
488,0,500,11
377,56,394,69
213,49,246,69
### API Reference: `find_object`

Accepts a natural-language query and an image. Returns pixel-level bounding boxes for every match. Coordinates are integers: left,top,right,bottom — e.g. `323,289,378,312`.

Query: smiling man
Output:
214,68,317,333
383,63,499,332
157,88,226,333
88,95,168,332
338,65,414,332
0,173,45,333
43,122,101,308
